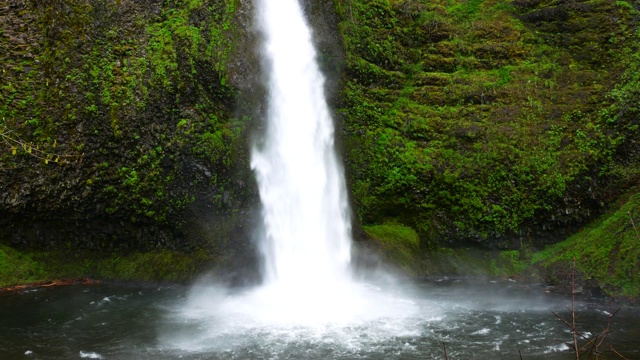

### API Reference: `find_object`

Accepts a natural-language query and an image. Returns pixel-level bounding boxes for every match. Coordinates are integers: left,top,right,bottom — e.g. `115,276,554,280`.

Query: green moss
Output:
1,232,222,288
532,189,640,297
364,221,420,274
422,248,529,277
90,250,211,282
497,250,529,275
447,0,485,21
0,243,215,288
0,245,47,288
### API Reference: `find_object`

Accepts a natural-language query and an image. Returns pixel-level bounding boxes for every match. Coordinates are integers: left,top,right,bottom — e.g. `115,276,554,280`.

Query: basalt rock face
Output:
0,0,262,259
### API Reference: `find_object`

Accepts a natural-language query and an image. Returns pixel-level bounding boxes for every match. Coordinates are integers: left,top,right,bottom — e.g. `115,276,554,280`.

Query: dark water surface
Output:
0,279,638,360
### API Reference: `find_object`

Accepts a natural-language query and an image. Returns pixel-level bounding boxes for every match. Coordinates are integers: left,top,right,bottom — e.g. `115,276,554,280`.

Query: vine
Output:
0,123,81,165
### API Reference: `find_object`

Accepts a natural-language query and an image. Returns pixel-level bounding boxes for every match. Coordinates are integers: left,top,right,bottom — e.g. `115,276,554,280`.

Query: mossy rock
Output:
363,221,421,275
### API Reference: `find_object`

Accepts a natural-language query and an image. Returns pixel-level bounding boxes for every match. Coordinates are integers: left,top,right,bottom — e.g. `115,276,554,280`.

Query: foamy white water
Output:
250,0,352,287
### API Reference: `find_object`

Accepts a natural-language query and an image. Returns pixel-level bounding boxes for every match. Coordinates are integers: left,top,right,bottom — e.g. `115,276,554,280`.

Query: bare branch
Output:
0,124,81,164
630,212,640,242
571,260,579,360
608,344,631,360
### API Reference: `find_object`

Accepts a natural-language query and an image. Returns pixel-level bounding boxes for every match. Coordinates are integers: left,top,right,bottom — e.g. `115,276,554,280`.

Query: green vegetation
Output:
422,247,529,277
364,221,420,274
337,0,640,293
79,0,245,222
363,221,530,277
0,0,253,253
0,243,213,288
531,189,640,297
0,244,46,288
34,248,212,283
336,0,640,247
91,250,210,282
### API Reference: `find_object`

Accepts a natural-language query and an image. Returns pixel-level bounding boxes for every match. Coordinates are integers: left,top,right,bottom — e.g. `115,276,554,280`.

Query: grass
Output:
0,244,46,288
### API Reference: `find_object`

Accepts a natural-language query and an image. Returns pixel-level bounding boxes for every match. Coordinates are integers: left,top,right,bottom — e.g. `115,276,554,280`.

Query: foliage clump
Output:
531,189,640,297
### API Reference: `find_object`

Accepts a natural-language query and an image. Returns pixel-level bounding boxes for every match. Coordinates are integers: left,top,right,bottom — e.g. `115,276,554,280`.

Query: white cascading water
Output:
251,0,351,288
237,0,365,326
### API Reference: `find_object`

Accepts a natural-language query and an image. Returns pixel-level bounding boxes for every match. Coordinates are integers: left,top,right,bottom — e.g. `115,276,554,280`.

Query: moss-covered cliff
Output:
335,0,640,248
0,0,261,262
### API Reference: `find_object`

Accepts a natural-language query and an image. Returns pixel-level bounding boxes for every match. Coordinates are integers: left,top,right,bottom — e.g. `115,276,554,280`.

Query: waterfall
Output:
177,0,418,335
172,1,419,339
251,0,352,287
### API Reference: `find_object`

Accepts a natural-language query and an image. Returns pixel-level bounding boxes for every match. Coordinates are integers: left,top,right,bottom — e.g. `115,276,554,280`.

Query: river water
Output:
1,279,638,360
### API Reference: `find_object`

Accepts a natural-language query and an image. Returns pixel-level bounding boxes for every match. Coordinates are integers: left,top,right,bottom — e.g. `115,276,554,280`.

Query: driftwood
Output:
0,278,100,293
